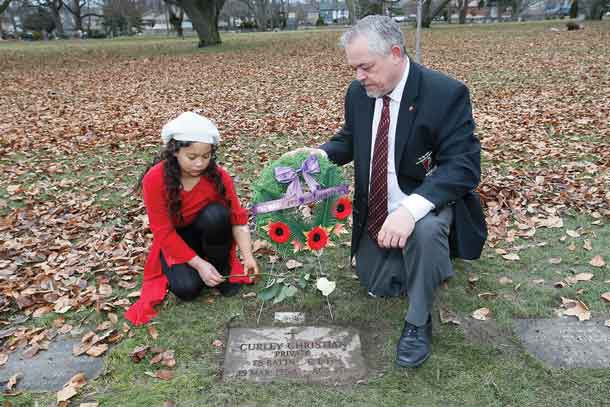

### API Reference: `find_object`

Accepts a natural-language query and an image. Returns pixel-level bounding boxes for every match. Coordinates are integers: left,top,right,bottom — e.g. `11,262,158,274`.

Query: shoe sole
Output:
395,351,431,369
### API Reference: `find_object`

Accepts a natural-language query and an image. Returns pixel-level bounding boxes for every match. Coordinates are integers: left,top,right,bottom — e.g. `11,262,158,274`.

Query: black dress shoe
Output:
218,281,241,297
395,317,432,368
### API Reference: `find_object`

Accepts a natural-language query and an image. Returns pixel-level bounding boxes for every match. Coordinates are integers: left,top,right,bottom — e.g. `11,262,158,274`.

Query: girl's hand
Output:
196,261,224,287
243,255,260,283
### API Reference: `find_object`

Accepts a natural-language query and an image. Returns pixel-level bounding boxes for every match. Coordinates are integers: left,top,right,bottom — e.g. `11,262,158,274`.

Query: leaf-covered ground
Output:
0,21,609,406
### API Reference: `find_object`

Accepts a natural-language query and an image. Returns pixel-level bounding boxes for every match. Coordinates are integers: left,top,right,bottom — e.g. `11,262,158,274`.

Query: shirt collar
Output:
383,57,410,104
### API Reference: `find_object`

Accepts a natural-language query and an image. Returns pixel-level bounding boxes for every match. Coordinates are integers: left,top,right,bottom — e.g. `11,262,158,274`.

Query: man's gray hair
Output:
339,15,405,56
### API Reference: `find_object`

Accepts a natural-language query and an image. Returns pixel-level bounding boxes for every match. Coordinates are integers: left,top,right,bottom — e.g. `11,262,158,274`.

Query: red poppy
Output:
306,227,329,251
268,221,291,244
333,196,352,220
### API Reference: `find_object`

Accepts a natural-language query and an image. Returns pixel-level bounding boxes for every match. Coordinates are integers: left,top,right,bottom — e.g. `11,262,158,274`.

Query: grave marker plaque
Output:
223,326,366,383
514,318,610,368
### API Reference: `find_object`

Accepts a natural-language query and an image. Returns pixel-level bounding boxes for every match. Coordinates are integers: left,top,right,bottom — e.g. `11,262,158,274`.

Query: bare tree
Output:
165,0,225,46
238,0,270,30
103,0,145,35
36,0,64,34
579,0,607,19
457,0,467,23
421,0,450,27
63,0,103,31
220,0,251,28
167,2,183,36
1,0,14,15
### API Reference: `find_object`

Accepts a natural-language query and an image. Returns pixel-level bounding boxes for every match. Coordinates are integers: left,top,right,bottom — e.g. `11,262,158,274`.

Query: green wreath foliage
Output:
251,152,348,247
250,152,352,305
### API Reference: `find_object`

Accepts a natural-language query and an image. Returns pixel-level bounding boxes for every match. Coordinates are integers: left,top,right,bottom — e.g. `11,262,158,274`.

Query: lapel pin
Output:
409,105,415,112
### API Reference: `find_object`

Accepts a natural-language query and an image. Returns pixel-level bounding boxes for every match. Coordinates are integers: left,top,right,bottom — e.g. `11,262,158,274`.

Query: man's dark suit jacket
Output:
320,59,487,260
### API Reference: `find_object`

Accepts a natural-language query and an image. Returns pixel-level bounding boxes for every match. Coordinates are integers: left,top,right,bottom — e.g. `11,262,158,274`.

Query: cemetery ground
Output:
1,20,609,406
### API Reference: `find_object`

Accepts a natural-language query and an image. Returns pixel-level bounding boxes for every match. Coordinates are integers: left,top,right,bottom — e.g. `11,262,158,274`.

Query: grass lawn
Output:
1,20,609,407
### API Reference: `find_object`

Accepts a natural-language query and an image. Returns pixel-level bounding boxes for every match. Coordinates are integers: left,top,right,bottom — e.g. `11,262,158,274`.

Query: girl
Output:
125,112,258,325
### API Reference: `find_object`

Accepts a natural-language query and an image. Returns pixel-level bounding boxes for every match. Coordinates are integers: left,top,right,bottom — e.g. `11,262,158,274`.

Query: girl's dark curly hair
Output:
136,140,230,225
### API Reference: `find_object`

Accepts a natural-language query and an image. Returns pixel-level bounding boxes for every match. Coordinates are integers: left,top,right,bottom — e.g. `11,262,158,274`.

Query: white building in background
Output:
141,10,193,34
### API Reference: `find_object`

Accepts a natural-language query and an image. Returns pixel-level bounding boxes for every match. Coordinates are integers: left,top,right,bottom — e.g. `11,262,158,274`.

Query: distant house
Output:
141,10,193,34
319,0,350,24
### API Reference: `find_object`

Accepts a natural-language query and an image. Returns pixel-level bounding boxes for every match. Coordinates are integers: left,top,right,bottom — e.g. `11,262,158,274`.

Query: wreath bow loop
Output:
274,154,320,202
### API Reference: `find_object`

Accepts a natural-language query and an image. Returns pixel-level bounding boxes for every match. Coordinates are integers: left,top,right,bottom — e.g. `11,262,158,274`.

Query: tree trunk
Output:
68,0,84,31
49,0,64,35
169,5,184,37
569,0,578,18
458,0,467,23
0,0,12,15
582,0,605,19
421,0,431,27
238,0,270,31
254,1,270,31
421,0,451,27
346,0,357,23
177,0,224,46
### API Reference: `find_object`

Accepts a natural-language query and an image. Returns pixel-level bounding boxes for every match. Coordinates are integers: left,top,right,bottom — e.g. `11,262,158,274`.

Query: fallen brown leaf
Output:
66,372,87,389
154,370,174,381
532,279,545,284
560,297,591,321
147,325,159,340
5,373,22,392
498,276,513,285
590,256,605,268
129,345,149,363
439,307,461,325
601,292,610,303
22,344,40,359
86,344,108,357
57,385,78,403
108,313,118,325
565,272,594,284
285,259,303,270
471,307,492,321
502,253,520,261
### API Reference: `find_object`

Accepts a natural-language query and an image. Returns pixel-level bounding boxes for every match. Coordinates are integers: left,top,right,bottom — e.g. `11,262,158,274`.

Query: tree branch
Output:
0,0,13,15
62,0,75,15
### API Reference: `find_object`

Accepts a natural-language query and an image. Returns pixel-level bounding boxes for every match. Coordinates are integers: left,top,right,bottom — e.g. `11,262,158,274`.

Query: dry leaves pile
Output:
129,345,177,381
0,26,608,359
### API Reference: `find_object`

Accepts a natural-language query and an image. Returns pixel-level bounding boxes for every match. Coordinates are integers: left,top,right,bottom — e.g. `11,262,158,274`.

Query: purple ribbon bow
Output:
274,155,320,203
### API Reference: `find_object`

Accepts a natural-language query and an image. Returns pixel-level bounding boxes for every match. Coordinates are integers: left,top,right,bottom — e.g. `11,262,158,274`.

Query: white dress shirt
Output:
369,59,435,222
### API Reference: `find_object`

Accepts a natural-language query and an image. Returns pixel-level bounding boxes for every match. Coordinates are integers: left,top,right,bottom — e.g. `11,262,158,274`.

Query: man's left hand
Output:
377,206,415,249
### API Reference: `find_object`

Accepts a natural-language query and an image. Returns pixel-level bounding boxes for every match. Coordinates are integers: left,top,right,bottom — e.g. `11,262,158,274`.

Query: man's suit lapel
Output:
394,60,421,169
358,95,376,197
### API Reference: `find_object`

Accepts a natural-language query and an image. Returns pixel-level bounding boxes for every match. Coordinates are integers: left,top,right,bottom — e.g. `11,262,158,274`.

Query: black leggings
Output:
160,202,233,301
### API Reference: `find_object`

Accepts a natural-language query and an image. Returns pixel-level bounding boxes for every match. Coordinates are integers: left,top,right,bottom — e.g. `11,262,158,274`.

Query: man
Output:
299,15,486,367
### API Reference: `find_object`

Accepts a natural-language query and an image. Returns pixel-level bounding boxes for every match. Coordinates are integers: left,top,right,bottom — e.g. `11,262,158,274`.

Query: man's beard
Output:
362,83,385,98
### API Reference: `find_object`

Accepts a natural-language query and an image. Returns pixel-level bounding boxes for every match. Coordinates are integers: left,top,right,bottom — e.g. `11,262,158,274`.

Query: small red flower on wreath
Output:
268,221,291,244
306,226,329,251
333,196,352,220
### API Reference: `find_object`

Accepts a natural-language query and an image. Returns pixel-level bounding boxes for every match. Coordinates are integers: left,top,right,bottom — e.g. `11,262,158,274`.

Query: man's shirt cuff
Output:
400,194,435,222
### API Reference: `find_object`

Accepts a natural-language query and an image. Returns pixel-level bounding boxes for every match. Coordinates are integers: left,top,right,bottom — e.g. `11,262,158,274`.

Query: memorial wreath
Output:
250,153,352,317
